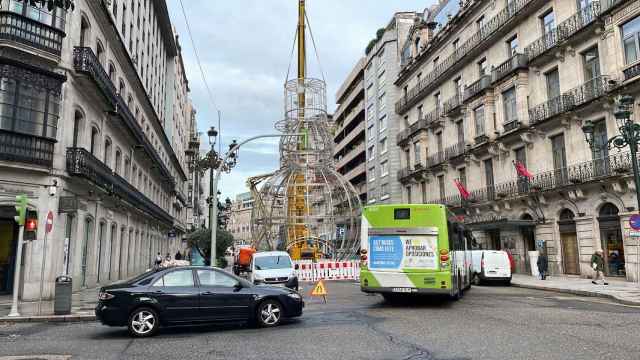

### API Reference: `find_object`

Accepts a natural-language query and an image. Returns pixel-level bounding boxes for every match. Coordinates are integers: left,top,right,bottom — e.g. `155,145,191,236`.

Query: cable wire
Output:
304,11,326,83
177,0,220,114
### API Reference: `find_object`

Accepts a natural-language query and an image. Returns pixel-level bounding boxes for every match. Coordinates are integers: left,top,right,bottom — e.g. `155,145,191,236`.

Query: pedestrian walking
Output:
537,253,548,280
175,251,182,260
165,253,172,262
154,252,163,269
591,249,608,285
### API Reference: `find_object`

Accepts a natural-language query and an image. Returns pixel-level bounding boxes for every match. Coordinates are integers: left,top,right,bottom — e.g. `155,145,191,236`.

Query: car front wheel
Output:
128,307,159,338
257,300,282,327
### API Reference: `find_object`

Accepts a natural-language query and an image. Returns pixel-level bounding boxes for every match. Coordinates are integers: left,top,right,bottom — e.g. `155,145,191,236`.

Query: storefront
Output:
598,203,625,277
0,207,18,294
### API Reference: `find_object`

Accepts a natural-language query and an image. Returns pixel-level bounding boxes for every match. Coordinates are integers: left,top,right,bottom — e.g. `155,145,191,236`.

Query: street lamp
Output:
582,94,640,209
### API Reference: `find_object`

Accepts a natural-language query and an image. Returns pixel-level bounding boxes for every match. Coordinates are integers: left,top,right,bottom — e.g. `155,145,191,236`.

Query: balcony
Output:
524,2,600,63
396,118,428,146
335,121,365,154
503,120,522,132
0,11,65,57
474,134,490,145
425,151,447,170
601,0,632,15
395,0,540,115
491,53,528,84
336,142,365,170
66,147,173,223
443,94,463,116
0,129,55,168
73,47,175,188
175,187,188,207
397,167,413,184
463,75,492,103
529,75,612,125
343,162,366,182
445,142,467,160
623,62,640,81
424,108,444,130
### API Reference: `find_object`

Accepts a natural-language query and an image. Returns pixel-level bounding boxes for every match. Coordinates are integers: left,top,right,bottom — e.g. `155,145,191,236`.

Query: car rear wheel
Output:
128,307,159,338
257,300,282,327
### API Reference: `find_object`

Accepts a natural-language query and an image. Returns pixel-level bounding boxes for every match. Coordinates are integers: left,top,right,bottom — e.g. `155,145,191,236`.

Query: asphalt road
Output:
1,282,639,360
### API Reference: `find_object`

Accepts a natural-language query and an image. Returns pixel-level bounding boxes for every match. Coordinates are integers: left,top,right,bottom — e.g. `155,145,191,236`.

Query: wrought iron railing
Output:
0,129,55,167
474,134,489,144
396,118,428,146
463,75,492,103
0,11,65,56
73,47,118,107
503,120,521,132
445,142,466,159
525,2,600,61
529,75,612,125
397,167,412,183
492,53,529,84
623,62,640,81
601,0,632,14
426,151,447,168
66,147,174,223
175,187,188,206
396,0,535,114
443,94,463,115
435,152,632,207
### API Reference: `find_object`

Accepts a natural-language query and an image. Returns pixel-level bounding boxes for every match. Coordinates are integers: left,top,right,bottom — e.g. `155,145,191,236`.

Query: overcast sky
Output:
167,0,434,200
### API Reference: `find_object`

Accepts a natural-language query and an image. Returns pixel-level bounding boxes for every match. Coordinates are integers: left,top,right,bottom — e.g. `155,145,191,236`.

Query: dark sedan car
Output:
95,266,304,337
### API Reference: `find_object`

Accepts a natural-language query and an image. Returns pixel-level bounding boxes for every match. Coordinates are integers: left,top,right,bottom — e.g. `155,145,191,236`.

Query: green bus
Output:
359,204,473,300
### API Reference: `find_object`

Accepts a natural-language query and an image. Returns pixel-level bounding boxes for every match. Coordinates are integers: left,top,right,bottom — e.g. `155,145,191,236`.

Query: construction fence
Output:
294,260,360,282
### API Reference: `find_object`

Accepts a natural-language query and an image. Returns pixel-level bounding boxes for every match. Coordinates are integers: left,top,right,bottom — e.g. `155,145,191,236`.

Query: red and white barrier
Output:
293,260,360,281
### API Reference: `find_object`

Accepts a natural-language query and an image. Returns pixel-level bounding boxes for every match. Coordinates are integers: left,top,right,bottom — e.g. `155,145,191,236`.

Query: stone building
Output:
364,12,417,205
0,0,195,302
334,57,367,203
228,192,254,245
394,0,640,281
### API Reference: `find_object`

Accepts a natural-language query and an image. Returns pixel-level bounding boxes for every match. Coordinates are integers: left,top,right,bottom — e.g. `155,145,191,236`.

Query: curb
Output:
0,314,96,324
511,282,640,306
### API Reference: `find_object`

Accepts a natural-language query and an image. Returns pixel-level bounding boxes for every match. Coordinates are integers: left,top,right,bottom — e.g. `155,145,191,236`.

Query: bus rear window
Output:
394,208,410,220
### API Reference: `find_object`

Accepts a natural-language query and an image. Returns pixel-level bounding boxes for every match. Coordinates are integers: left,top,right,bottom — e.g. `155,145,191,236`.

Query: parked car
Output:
471,250,512,285
95,266,304,337
248,251,299,291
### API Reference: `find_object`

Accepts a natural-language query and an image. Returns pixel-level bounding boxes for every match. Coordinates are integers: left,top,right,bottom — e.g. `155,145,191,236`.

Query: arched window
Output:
124,157,131,179
108,63,116,82
80,16,90,47
114,149,122,174
90,127,99,155
414,37,421,53
559,209,575,221
103,138,112,166
72,110,84,148
96,40,105,67
81,217,94,287
599,203,619,217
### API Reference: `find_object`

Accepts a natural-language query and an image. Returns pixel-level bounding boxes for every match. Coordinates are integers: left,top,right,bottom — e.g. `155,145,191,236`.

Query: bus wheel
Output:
458,275,464,298
382,293,397,303
450,277,461,301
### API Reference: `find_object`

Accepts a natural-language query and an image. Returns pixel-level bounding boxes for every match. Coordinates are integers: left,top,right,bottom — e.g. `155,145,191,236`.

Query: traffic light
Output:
14,195,27,226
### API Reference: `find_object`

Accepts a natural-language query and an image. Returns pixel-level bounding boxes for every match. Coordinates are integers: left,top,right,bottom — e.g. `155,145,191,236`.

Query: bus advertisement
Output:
359,204,472,300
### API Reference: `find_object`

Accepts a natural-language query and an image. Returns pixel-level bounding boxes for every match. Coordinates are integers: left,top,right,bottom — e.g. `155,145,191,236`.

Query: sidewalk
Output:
0,287,99,323
511,274,640,305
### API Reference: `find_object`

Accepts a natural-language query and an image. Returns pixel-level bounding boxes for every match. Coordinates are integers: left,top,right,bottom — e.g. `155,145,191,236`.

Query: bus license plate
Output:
392,288,415,293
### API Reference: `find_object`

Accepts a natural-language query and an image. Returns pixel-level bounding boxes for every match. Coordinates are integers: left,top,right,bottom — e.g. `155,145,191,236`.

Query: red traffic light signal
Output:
25,218,37,232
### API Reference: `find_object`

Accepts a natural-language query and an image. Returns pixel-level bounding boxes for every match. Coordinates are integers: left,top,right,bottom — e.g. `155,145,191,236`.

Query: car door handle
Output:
201,291,215,296
153,290,164,294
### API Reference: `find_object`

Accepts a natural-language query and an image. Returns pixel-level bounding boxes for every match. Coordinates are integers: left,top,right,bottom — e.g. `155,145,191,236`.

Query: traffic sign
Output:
45,211,54,234
310,280,327,303
630,214,640,230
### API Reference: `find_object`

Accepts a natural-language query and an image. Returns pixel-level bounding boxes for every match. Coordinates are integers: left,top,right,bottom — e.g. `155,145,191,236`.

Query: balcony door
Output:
484,158,495,201
592,120,609,177
551,134,568,186
515,147,529,193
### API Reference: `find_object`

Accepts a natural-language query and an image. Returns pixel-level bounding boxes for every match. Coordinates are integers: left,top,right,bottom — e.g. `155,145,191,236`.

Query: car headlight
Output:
287,292,301,300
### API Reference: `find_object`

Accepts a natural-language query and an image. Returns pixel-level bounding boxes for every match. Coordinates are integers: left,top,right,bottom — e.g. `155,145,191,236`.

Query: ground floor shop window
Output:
598,203,625,277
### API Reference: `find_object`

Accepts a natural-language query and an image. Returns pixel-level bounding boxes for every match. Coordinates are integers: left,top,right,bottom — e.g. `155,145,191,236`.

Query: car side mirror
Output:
233,282,243,292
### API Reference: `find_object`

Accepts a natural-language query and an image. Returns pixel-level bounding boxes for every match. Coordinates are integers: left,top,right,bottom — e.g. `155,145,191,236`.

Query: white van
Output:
471,250,512,285
248,251,299,290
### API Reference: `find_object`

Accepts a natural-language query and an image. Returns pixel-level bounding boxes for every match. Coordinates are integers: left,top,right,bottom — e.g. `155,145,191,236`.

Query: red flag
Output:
454,180,470,200
514,161,534,179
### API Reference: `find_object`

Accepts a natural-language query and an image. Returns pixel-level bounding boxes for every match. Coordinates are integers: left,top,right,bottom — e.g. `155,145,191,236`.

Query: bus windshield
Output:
254,255,292,270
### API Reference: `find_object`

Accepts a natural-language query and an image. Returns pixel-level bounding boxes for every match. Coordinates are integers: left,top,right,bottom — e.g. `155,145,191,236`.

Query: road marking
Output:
549,296,640,309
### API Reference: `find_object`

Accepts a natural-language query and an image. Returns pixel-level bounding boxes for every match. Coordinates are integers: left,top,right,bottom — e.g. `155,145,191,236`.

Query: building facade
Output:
228,192,254,245
0,0,195,301
364,12,417,205
334,58,367,202
394,0,640,281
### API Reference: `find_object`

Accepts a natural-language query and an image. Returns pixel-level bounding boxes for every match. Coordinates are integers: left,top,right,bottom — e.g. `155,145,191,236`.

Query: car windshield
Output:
254,255,292,270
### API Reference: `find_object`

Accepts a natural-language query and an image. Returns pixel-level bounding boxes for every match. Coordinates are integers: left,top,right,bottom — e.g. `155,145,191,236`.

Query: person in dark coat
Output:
175,251,183,261
591,249,608,285
537,253,549,280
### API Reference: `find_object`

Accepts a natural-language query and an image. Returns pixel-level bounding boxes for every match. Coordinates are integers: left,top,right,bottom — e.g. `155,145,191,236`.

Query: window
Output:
515,147,527,167
622,16,640,64
406,186,412,203
507,35,518,56
459,167,467,187
436,132,444,153
503,87,517,124
435,92,442,112
197,270,238,287
454,77,463,99
476,15,486,30
90,128,99,155
478,58,488,76
72,111,83,148
113,0,118,17
368,166,376,182
413,141,421,166
541,9,555,34
546,68,560,99
474,105,485,136
456,120,465,143
80,17,90,47
379,114,387,132
452,38,459,50
104,138,112,166
9,0,66,30
367,124,375,140
438,175,445,199
153,270,194,287
381,160,389,177
380,183,389,199
115,150,122,174
368,145,375,161
108,63,116,81
583,47,601,81
417,105,423,119
421,181,427,203
380,137,387,154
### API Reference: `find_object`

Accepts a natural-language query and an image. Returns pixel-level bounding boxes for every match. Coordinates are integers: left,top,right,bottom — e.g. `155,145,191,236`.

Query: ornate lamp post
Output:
582,95,640,209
